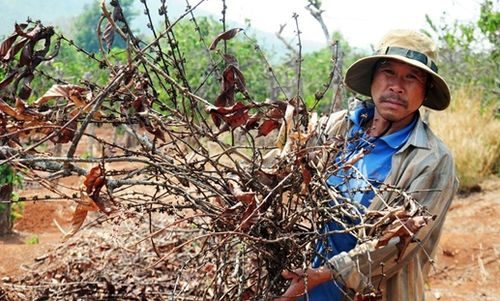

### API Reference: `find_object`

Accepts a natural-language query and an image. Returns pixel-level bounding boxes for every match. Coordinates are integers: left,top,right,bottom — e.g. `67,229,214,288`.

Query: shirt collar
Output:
349,103,418,149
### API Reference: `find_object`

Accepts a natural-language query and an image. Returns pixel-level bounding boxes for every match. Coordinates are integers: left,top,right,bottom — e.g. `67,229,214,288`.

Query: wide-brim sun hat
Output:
344,29,451,111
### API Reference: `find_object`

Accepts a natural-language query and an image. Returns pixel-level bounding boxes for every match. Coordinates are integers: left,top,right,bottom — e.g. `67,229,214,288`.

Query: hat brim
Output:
344,55,451,111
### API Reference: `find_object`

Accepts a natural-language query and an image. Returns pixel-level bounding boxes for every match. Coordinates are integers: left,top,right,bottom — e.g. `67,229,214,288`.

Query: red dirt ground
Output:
1,177,499,300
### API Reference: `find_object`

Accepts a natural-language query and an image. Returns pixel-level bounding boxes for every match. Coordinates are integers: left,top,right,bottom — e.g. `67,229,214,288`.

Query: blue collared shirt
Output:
304,105,417,300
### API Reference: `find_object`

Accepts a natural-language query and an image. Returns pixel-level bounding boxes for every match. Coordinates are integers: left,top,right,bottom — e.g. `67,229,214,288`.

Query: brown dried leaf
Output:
244,113,261,131
299,161,312,187
0,32,19,58
209,28,243,50
257,119,281,137
103,22,115,50
145,125,165,142
0,99,18,117
276,103,295,149
3,39,28,62
226,173,256,206
240,197,257,231
84,165,105,196
221,64,246,96
208,102,251,130
18,44,32,68
34,84,87,106
13,98,42,121
15,22,42,39
212,91,233,127
255,169,278,187
63,192,100,241
50,119,77,144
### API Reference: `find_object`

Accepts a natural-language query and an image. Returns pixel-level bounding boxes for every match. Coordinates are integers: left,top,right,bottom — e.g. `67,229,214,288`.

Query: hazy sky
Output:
196,0,482,49
0,0,483,51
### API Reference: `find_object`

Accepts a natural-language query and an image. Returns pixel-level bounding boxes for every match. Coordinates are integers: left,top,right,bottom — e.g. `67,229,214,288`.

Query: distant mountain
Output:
0,0,325,58
0,0,92,37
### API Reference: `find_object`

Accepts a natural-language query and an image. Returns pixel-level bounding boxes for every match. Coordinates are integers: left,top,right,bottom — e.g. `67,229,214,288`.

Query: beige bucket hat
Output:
344,29,451,111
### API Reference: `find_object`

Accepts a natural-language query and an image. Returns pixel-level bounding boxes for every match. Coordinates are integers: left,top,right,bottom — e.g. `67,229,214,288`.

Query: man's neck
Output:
367,110,417,137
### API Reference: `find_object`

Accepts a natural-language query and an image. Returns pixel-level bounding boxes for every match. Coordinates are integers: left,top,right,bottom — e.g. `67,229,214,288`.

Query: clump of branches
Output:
0,1,434,300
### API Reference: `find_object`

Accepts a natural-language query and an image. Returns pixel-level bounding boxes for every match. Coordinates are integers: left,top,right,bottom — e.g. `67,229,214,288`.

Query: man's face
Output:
370,59,428,125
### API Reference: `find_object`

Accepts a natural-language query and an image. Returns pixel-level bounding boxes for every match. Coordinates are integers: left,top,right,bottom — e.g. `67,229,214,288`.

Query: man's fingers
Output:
281,270,294,279
281,269,301,280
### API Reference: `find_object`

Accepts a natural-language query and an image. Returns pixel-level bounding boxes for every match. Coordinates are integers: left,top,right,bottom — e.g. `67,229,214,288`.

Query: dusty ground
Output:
424,177,500,301
1,177,499,299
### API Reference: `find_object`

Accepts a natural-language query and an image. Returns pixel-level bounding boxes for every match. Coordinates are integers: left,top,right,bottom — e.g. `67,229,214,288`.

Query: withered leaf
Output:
0,99,18,117
84,165,105,196
222,64,246,94
35,84,87,106
208,102,251,130
0,32,19,58
255,169,278,187
18,77,33,99
2,98,42,121
227,177,256,206
145,124,166,142
209,28,243,50
240,197,257,231
244,113,261,131
212,91,234,127
50,119,77,144
63,192,100,241
103,22,115,50
299,161,312,187
257,119,281,137
3,39,28,62
19,44,32,68
276,103,295,149
15,22,42,39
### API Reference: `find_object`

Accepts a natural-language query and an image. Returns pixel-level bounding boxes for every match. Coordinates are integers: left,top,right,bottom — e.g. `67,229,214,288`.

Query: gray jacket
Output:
319,108,458,301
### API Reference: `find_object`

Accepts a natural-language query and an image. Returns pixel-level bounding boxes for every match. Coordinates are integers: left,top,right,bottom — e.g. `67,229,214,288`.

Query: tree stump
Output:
0,183,13,236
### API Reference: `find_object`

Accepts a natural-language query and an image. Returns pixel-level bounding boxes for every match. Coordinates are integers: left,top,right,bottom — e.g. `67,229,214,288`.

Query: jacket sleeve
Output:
327,141,459,291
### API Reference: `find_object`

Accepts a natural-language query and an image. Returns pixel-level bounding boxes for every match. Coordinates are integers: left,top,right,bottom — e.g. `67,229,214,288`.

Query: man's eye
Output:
407,73,426,83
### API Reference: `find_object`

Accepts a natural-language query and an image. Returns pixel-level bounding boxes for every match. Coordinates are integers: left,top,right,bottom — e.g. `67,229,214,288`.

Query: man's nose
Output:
388,76,404,94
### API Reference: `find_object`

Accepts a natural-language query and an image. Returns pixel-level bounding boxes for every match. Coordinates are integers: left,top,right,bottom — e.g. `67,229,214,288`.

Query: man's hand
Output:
274,267,333,300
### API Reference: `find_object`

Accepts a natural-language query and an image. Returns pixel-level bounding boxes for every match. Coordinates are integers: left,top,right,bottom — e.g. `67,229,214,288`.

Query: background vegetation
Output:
29,0,498,191
426,0,499,190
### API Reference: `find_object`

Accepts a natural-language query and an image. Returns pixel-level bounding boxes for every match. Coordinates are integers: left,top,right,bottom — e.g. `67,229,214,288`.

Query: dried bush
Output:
0,1,435,300
430,86,500,190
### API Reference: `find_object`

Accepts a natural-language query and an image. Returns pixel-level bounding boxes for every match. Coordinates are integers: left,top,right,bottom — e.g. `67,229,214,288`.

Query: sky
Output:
194,0,482,50
0,0,483,51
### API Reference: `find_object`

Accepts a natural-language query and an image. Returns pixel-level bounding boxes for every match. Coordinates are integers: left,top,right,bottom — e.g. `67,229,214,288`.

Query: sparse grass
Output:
25,235,39,245
430,85,500,190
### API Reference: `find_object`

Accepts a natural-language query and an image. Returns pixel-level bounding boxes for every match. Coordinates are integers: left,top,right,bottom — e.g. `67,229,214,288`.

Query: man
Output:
278,29,459,300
